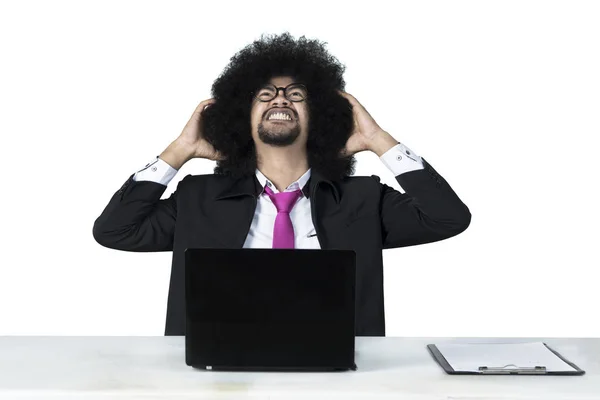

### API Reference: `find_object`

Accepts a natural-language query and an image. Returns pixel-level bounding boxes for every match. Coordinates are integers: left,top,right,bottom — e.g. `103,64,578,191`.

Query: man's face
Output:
250,76,309,147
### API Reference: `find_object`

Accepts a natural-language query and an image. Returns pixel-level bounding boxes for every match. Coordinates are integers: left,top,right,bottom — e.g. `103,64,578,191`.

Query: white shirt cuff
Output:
379,142,425,176
133,156,178,186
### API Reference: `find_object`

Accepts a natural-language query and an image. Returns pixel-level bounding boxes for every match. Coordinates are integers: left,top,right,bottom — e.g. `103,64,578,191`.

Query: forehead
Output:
264,75,296,87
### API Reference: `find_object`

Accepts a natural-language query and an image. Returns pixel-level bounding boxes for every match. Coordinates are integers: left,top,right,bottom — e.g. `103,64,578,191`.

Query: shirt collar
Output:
213,167,339,204
255,168,312,197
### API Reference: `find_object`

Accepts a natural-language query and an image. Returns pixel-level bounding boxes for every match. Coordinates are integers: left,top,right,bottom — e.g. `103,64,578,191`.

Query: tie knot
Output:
263,185,303,213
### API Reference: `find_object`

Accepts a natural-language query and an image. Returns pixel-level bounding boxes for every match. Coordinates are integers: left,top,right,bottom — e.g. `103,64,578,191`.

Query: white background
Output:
1,0,598,337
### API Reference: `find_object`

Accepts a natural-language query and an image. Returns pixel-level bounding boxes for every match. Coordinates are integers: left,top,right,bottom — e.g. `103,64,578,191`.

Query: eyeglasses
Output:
251,83,308,102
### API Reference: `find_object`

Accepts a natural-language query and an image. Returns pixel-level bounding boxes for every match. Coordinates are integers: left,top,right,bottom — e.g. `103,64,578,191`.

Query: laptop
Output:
184,248,357,371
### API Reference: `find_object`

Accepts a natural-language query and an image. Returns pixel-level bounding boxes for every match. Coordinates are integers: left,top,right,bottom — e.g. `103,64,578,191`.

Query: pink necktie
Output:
263,185,303,248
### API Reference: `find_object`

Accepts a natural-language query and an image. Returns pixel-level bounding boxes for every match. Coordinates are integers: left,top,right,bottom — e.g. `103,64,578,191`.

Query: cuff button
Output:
396,155,402,161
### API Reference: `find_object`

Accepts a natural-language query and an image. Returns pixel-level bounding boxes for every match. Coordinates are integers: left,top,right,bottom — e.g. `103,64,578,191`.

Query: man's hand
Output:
160,98,227,170
337,90,399,157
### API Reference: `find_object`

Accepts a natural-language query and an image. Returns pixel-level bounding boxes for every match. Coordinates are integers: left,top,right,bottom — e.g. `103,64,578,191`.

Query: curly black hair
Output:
201,32,356,181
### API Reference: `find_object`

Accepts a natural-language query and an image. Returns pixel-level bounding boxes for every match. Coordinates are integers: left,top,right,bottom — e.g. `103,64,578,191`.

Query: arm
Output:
93,98,223,251
133,155,178,185
93,147,188,252
376,143,471,249
334,89,471,248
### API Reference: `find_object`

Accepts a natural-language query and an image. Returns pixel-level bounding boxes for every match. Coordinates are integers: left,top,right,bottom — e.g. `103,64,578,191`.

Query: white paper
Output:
434,342,578,372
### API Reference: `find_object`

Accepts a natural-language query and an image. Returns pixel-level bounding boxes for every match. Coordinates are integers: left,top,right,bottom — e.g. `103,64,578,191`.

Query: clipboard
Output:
427,342,586,375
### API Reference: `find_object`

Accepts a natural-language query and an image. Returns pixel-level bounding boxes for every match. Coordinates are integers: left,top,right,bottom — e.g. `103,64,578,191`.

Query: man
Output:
93,32,471,336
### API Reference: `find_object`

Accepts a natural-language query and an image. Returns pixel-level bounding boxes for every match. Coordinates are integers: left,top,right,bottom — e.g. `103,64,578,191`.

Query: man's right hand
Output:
160,98,226,169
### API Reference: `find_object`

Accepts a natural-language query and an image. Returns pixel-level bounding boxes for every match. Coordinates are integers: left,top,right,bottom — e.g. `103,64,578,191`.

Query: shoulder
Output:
176,173,235,190
335,174,384,197
339,174,383,187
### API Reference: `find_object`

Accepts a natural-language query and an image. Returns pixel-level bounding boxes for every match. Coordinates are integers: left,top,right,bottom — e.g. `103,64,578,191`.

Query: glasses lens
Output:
255,84,308,102
256,85,277,101
285,84,307,102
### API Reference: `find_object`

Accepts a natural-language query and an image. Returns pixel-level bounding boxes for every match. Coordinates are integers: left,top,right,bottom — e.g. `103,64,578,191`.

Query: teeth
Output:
268,112,291,121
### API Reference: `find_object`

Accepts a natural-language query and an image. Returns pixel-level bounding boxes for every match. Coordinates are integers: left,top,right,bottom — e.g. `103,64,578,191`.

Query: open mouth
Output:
266,110,294,121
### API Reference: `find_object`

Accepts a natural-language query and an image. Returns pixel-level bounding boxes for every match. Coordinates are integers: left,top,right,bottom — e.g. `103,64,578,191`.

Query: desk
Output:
0,336,598,399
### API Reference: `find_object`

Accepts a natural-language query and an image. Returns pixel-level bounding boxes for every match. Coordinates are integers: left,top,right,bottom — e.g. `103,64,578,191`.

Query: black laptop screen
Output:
185,248,356,324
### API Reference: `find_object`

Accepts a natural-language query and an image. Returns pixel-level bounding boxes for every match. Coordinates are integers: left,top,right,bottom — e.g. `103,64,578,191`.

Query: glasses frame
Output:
251,83,308,103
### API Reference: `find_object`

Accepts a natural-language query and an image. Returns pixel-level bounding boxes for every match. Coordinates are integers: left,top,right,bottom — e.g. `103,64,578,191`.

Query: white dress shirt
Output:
133,143,424,249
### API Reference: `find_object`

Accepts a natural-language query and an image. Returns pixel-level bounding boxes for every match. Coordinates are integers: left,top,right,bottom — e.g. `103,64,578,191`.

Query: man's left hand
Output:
337,90,397,157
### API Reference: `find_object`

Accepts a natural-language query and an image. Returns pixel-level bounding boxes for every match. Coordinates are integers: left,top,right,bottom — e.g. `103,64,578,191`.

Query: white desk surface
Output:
0,336,598,400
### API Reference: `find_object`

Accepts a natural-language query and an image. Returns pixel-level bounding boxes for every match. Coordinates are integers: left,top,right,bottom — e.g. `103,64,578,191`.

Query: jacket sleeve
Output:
92,173,189,252
376,157,471,249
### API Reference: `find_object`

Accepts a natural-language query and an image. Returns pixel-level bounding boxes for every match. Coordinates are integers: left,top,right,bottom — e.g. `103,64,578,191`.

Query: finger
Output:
201,98,216,111
198,98,215,106
343,92,360,106
338,91,362,110
345,94,372,117
338,90,351,101
192,99,216,117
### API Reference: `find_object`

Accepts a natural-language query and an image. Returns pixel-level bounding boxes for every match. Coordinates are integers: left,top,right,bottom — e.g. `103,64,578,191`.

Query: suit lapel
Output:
211,174,261,248
307,169,345,250
212,169,345,249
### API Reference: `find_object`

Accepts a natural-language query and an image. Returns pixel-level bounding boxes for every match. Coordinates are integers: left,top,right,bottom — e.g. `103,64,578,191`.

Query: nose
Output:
270,88,290,106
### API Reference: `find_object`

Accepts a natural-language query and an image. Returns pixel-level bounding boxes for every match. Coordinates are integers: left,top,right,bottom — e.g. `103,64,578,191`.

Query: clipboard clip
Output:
479,364,547,374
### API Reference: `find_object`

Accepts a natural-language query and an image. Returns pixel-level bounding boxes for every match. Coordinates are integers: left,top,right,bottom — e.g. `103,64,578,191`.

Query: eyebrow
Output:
260,82,301,89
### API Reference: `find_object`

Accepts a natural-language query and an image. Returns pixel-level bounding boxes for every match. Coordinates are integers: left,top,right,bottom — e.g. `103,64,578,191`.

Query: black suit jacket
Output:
93,156,471,336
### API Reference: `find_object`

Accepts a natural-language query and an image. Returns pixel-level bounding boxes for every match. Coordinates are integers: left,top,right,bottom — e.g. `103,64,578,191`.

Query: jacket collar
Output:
254,168,312,198
214,168,340,204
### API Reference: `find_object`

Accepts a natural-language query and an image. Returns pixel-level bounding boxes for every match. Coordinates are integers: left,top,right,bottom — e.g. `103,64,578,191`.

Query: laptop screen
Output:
184,248,357,369
185,248,355,324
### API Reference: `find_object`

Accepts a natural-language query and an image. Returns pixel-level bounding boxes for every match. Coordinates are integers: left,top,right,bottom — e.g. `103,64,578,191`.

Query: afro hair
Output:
201,32,357,181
